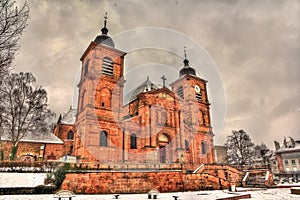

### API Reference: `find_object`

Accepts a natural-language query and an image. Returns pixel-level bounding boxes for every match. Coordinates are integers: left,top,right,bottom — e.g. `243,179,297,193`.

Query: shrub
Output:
34,185,56,194
53,163,70,188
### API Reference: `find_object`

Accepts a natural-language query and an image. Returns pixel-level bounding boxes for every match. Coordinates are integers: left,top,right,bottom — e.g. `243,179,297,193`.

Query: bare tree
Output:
225,130,255,165
0,111,3,160
0,0,29,77
0,72,53,160
254,143,270,165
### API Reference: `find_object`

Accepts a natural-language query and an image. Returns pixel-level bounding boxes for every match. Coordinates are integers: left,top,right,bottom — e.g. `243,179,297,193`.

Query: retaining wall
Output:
61,170,227,194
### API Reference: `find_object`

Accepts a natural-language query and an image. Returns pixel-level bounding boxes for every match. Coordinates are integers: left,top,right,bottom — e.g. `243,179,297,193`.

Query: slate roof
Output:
60,108,77,125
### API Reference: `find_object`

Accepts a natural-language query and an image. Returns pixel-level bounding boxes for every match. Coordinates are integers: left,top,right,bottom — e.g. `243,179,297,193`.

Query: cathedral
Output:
54,15,215,165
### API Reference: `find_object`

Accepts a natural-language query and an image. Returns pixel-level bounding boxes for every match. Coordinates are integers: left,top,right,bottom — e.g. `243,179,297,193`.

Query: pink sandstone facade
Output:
53,15,215,165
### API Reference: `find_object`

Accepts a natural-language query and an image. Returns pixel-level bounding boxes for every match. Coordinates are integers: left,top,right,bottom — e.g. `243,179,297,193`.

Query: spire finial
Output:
104,12,108,28
183,46,189,66
161,75,167,87
101,12,109,35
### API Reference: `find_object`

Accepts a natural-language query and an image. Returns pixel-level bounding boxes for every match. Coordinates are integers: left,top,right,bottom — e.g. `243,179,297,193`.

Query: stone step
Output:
216,194,251,200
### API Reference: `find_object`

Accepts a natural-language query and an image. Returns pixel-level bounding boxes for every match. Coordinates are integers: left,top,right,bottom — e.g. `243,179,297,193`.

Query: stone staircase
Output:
242,170,272,187
191,164,245,189
191,164,273,189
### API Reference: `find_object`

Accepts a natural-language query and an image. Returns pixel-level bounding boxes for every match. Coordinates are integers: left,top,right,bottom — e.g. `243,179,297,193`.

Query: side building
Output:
0,131,64,161
273,137,300,178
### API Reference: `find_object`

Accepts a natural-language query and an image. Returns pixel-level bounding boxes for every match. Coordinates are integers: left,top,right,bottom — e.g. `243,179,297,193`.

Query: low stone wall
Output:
61,170,228,194
62,171,181,194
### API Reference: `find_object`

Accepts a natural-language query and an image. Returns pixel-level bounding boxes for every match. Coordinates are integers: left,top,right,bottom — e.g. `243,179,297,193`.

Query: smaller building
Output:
274,137,300,177
0,130,64,161
214,145,228,164
53,107,76,157
0,107,77,162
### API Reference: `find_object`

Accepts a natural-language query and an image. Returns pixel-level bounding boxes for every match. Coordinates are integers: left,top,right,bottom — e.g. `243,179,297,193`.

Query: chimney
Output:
274,141,280,151
283,137,287,148
290,137,295,148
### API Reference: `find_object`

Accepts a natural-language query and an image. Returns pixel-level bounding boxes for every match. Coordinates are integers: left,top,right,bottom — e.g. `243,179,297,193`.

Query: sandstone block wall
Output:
61,170,233,194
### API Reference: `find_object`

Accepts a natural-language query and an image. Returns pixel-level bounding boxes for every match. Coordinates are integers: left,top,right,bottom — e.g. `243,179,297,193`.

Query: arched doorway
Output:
158,133,170,163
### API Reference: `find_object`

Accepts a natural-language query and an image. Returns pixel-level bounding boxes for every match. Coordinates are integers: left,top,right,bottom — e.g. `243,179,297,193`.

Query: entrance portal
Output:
159,146,166,163
158,133,170,163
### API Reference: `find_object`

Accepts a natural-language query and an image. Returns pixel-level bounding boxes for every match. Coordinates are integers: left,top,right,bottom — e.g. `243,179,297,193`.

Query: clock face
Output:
194,85,201,93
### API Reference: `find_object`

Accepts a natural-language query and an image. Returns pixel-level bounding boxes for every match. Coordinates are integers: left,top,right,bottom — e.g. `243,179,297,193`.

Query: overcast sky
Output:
14,0,300,148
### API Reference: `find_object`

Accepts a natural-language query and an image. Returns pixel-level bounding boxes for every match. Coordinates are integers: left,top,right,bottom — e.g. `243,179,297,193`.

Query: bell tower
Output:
75,13,126,162
170,48,215,164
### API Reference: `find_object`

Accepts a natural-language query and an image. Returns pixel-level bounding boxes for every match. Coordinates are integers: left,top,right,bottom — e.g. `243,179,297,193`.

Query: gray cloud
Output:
14,0,300,148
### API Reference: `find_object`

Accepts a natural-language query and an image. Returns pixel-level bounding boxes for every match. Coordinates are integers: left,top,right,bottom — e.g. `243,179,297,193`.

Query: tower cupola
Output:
94,12,115,47
179,47,196,77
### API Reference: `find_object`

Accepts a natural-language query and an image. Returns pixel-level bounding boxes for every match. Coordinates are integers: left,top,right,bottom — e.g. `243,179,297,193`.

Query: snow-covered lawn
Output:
0,173,47,187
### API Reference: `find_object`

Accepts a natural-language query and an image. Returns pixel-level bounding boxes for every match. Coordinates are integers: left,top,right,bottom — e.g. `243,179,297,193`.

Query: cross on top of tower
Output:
179,46,196,77
161,75,167,87
104,12,108,27
183,46,189,67
101,12,109,35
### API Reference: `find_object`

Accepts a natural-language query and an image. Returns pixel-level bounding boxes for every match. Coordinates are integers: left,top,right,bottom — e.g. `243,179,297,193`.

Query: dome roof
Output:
94,34,115,47
179,58,196,77
124,77,158,103
94,13,115,48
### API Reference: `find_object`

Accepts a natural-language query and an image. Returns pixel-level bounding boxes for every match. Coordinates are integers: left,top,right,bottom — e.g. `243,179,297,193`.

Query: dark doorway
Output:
159,146,166,163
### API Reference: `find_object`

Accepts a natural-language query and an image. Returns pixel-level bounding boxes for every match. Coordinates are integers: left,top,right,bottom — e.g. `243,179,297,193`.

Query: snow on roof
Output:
1,130,63,144
60,108,77,125
276,139,300,153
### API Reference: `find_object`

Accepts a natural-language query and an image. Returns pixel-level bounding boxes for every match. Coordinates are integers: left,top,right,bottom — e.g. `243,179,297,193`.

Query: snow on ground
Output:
0,173,47,188
0,188,299,200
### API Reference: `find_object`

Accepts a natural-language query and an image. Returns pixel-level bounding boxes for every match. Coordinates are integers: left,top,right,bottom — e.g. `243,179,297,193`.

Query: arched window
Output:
130,134,137,149
100,131,108,147
67,130,74,140
177,86,184,99
84,59,90,76
185,140,189,151
201,142,206,154
102,57,114,76
80,90,86,111
158,133,169,144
